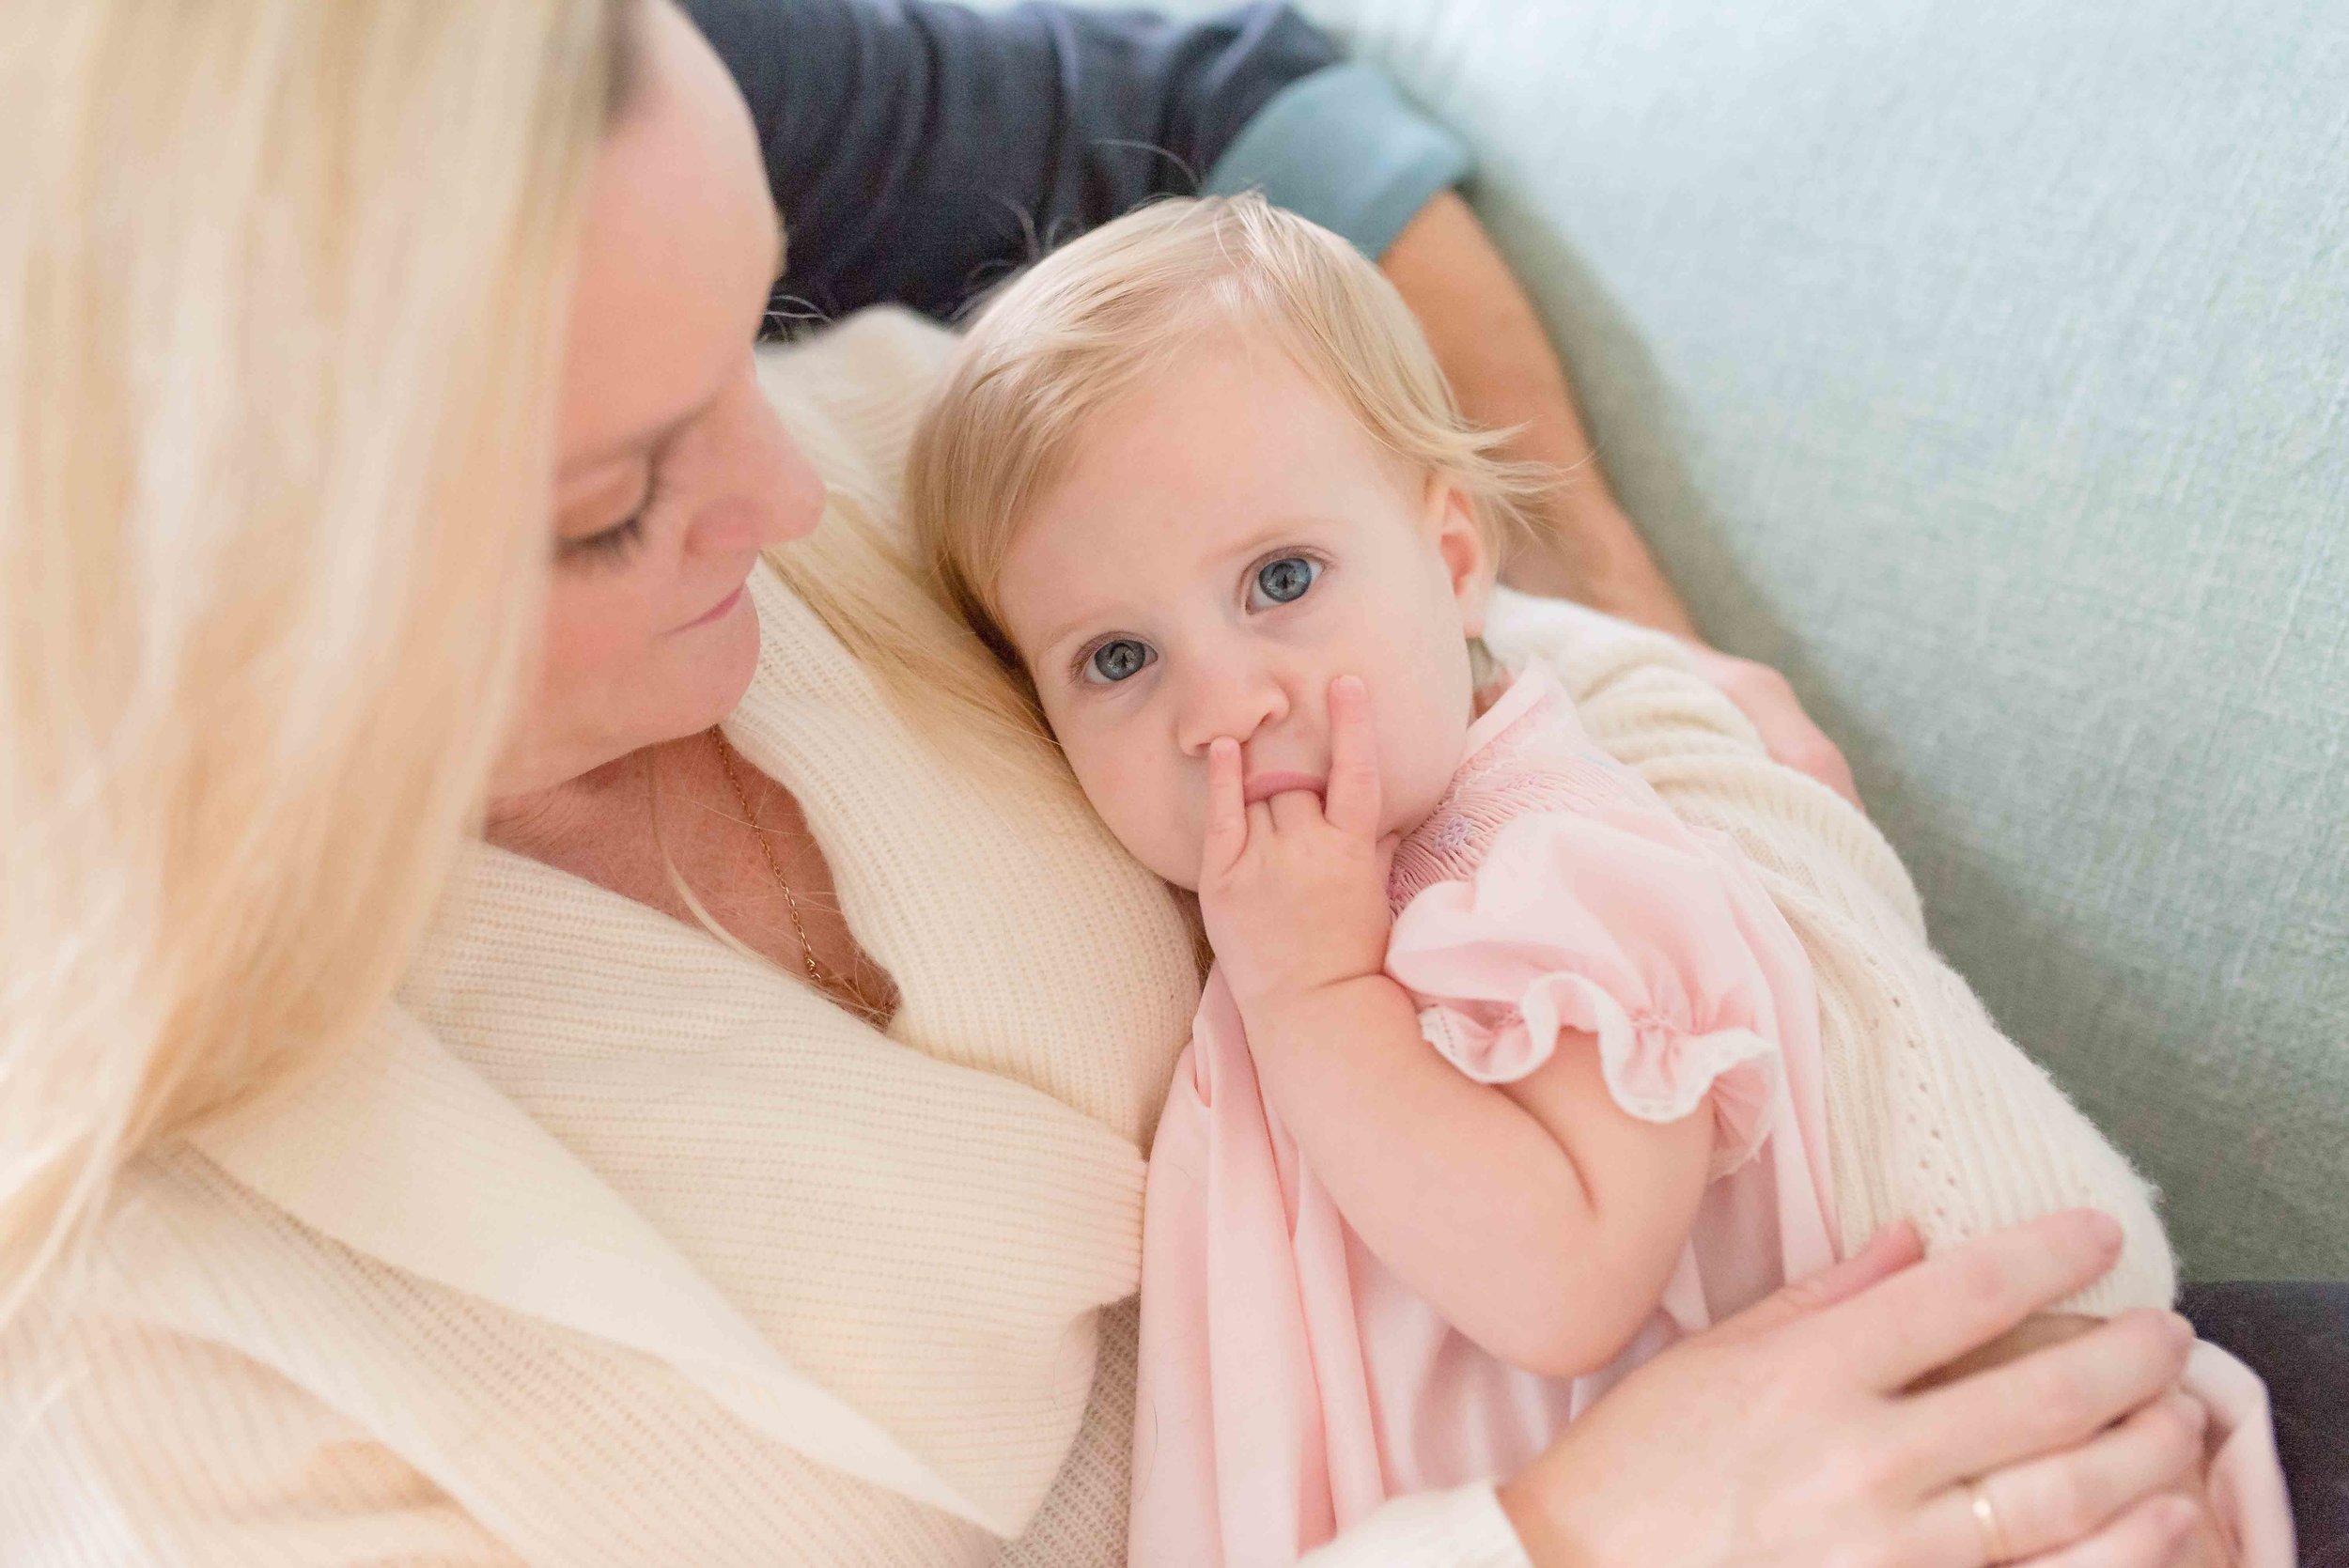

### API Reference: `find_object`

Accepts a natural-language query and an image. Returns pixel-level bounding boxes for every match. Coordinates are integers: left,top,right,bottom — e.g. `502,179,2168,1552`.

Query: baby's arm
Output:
1249,978,1714,1378
1482,587,2177,1313
1201,678,1712,1379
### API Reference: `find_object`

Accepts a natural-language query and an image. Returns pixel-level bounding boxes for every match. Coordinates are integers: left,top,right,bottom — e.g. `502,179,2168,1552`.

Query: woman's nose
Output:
1175,654,1291,755
686,370,825,555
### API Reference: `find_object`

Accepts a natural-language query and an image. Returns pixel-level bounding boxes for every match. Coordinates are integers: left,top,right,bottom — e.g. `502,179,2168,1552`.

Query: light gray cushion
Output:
1076,0,2349,1278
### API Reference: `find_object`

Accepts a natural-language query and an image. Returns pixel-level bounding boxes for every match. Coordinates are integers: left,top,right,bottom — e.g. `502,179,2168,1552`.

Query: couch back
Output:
1023,0,2349,1277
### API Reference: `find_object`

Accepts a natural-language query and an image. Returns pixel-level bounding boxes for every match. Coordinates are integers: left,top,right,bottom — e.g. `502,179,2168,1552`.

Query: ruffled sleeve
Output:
1385,808,1795,1179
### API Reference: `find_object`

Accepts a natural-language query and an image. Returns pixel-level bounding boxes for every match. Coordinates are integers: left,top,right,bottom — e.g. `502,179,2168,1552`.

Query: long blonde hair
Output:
906,194,1547,685
0,2,631,1326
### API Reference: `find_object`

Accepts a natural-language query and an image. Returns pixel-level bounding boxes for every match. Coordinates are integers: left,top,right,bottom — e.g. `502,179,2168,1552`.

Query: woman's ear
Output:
1425,476,1494,639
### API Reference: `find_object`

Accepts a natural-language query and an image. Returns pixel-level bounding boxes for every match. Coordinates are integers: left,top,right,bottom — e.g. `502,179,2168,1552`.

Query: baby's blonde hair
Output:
907,194,1546,682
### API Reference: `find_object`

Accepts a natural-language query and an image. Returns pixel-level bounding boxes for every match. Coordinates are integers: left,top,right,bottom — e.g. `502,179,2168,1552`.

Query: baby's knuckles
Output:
1203,824,1390,1006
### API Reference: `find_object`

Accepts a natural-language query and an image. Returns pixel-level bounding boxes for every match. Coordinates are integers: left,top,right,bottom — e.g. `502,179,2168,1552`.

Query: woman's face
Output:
492,0,820,799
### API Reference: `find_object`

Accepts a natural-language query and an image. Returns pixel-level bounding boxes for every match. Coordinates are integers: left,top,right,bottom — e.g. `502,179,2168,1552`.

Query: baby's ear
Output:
1424,475,1494,639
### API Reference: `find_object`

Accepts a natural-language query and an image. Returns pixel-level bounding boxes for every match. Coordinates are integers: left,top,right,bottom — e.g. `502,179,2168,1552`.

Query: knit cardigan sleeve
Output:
1483,590,2176,1316
0,1311,521,1568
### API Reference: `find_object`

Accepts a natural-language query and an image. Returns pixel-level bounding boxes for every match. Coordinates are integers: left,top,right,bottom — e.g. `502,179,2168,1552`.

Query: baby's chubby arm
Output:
1201,676,1712,1380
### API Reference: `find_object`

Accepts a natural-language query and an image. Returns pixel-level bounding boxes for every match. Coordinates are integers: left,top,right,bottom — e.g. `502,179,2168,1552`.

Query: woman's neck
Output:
484,743,664,864
480,730,898,1023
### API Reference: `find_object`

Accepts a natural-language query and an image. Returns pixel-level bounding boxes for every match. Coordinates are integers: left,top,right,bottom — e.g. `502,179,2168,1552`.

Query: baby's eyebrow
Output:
1221,515,1347,558
1026,611,1115,672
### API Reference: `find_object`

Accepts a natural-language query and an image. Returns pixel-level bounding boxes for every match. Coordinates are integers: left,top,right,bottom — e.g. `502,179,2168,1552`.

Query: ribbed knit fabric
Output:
1484,589,2175,1315
0,310,2169,1567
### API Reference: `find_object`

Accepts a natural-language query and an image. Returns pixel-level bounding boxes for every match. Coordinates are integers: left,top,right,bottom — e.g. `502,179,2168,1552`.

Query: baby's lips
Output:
1240,769,1327,806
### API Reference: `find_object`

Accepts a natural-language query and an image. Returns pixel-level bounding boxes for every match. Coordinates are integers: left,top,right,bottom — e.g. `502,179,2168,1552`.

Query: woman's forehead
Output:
557,0,781,479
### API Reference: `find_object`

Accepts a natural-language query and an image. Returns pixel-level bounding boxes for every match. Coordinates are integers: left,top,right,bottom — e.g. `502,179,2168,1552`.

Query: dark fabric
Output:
683,0,1341,325
2180,1281,2349,1565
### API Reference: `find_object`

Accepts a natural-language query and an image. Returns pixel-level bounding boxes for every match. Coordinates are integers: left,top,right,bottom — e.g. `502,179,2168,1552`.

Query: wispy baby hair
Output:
906,192,1546,676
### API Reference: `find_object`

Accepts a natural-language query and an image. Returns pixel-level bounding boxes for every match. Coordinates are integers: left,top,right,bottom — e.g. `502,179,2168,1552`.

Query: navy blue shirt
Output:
683,0,1470,326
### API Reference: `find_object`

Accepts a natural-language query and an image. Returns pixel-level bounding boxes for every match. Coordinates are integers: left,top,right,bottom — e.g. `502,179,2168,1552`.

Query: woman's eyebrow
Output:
562,379,719,478
562,235,779,480
562,425,667,486
556,458,645,515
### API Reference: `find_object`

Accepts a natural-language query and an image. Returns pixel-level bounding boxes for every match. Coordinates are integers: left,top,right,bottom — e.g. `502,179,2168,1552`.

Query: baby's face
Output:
994,338,1490,891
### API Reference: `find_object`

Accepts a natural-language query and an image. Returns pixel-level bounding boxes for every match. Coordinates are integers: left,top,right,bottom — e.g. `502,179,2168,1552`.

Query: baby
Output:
905,193,1833,1563
901,194,2277,1566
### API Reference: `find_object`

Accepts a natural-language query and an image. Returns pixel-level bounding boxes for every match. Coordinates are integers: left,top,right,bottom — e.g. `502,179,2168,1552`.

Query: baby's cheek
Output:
1067,742,1197,886
1374,707,1458,834
1380,763,1449,842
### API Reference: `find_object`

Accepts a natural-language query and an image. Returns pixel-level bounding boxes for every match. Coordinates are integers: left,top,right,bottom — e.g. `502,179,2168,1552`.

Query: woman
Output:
0,1,2266,1562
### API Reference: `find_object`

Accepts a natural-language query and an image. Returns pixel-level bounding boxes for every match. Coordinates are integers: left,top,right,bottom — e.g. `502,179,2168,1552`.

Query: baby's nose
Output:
1175,659,1292,756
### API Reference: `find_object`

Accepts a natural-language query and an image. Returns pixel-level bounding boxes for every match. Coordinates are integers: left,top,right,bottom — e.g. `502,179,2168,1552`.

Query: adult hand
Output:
1921,1314,2240,1568
1497,1212,2209,1567
1678,640,1862,807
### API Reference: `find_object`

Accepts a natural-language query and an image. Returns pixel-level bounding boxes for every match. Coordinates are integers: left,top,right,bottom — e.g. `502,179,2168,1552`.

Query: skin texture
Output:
994,334,1491,889
494,0,816,802
476,6,2209,1560
486,0,879,1005
1497,1216,2214,1568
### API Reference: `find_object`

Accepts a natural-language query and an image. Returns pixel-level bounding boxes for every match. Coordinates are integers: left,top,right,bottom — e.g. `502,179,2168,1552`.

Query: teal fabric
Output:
1204,61,1472,257
1055,0,2349,1278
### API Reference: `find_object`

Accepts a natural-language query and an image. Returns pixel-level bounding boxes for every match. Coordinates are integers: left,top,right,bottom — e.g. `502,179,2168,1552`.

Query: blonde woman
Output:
0,1,2303,1564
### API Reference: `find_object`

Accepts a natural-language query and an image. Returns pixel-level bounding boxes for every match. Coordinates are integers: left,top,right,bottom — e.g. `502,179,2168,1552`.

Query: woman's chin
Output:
669,593,763,737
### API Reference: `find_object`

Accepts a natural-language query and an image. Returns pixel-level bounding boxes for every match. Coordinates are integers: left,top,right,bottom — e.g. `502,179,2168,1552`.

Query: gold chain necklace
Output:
710,728,893,1027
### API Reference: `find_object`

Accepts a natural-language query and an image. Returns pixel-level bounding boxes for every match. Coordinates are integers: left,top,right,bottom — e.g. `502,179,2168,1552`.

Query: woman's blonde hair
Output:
0,1,632,1325
906,193,1547,686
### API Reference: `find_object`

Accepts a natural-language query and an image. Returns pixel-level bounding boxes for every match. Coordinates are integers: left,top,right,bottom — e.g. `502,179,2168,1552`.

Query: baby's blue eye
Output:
1251,555,1319,608
1084,638,1153,684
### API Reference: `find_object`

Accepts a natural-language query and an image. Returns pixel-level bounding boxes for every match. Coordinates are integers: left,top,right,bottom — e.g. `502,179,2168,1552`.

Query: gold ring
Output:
1966,1478,2014,1565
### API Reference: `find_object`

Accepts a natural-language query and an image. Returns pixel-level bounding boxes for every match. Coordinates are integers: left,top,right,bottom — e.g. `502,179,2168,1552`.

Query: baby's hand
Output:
1198,675,1394,1017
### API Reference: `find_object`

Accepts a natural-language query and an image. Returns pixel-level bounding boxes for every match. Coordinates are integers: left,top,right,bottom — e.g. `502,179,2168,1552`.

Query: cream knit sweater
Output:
0,311,2170,1568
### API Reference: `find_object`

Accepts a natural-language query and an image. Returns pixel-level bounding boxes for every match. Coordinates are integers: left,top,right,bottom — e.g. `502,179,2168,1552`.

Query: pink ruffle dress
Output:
1129,667,1842,1568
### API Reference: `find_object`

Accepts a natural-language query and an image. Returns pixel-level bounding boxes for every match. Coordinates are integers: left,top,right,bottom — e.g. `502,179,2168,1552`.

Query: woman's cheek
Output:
541,576,647,691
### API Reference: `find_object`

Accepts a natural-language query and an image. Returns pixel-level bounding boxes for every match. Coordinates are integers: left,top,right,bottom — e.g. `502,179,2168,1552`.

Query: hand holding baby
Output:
1196,675,1397,1024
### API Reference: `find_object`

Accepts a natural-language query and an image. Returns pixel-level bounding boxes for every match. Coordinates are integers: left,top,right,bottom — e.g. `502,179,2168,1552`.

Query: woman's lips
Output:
673,582,745,632
1242,769,1326,806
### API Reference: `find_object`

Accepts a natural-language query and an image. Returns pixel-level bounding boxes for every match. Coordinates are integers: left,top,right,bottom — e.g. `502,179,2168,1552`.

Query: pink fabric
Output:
1130,670,1842,1568
2183,1343,2298,1568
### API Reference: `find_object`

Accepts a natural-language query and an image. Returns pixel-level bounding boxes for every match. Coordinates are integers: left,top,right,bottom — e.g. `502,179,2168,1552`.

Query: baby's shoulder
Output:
1388,669,1675,908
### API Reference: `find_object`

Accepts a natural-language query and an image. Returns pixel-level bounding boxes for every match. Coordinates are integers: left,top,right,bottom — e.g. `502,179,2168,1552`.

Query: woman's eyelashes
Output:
559,463,666,569
561,511,647,567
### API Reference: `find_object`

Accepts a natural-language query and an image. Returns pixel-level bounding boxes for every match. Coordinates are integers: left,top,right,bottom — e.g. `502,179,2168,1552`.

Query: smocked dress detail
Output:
1130,668,1841,1567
